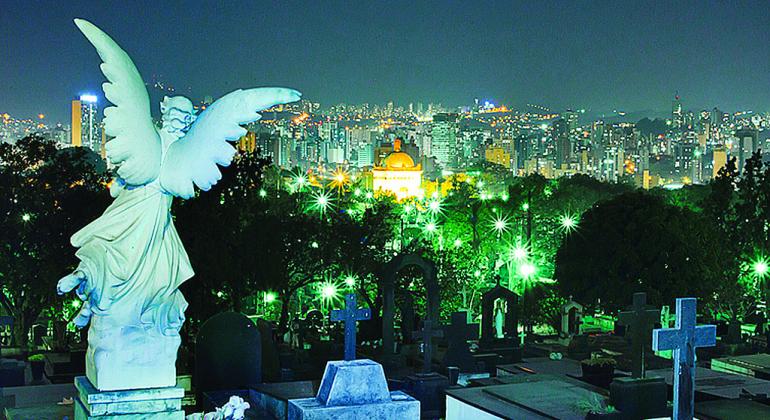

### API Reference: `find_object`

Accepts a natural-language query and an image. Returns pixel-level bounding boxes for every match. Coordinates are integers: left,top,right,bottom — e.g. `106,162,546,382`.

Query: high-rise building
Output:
553,119,571,168
430,113,458,169
71,94,100,152
712,147,727,179
735,128,759,174
671,94,683,130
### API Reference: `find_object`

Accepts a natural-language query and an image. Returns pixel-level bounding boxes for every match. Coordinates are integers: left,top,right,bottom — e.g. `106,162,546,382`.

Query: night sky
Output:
3,1,770,122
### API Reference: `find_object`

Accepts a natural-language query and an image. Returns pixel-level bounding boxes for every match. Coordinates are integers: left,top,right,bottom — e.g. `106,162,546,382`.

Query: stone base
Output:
74,376,184,419
288,391,419,419
404,372,450,419
609,376,668,420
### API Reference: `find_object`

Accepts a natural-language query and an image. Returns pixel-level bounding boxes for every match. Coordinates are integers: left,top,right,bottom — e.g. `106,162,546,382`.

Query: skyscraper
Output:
71,94,100,152
430,113,458,169
735,128,759,174
671,94,683,130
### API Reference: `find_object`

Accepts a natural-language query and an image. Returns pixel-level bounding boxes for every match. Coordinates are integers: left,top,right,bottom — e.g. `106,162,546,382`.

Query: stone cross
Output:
652,298,716,420
412,319,444,374
618,292,660,379
330,294,371,361
518,330,527,347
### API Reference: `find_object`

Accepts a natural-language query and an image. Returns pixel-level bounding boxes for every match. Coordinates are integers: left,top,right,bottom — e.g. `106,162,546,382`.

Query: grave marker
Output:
412,319,443,374
330,293,371,361
618,292,660,378
652,297,716,420
442,311,479,372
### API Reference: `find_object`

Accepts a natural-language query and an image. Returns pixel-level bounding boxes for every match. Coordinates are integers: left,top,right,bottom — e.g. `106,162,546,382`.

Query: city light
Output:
309,190,332,215
424,221,437,233
79,94,97,103
519,262,537,278
511,245,527,261
491,215,510,235
258,188,267,198
320,283,337,299
453,238,463,248
264,292,276,303
560,214,578,232
21,213,31,222
521,203,530,211
344,276,356,287
753,258,768,278
428,199,441,213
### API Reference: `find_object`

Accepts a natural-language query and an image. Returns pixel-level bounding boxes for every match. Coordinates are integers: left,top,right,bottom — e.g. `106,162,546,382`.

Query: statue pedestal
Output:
287,359,420,419
74,376,184,419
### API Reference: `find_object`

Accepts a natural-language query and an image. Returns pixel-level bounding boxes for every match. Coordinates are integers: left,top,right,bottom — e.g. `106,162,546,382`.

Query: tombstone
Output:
479,281,521,364
0,315,14,348
380,254,440,359
398,293,416,344
411,319,443,374
618,292,660,379
442,311,480,373
195,312,262,403
405,319,450,419
256,318,281,382
652,297,717,420
560,299,584,338
287,359,420,419
610,292,668,419
330,294,371,361
32,324,48,347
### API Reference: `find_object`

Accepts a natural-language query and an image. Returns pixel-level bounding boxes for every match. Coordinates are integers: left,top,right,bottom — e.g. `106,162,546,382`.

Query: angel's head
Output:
160,96,196,137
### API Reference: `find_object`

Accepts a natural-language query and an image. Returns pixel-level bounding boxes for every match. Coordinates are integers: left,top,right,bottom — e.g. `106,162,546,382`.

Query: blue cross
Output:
331,294,371,361
652,297,716,420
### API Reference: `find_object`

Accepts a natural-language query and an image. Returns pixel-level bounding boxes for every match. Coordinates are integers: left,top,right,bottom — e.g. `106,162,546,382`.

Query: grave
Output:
330,294,371,361
560,299,584,338
195,312,262,410
404,319,450,419
0,316,14,349
287,359,420,419
478,281,521,365
380,254,440,360
652,297,716,420
446,374,617,419
441,311,480,373
609,292,668,419
711,353,770,380
647,365,770,400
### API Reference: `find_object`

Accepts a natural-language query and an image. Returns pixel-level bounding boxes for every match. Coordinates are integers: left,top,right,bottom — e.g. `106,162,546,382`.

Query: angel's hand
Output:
57,271,86,296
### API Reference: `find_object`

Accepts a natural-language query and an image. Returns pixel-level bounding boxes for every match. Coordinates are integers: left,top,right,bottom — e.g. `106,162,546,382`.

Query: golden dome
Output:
383,151,416,168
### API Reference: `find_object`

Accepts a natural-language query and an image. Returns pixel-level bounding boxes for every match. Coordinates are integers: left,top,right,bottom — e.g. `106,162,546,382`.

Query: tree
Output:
554,191,723,313
0,136,110,347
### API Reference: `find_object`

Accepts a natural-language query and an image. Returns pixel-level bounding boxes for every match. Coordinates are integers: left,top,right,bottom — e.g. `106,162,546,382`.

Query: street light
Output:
519,262,536,278
754,258,769,278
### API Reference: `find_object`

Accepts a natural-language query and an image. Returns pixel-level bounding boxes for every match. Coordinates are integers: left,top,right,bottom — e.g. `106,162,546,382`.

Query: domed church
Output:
372,138,423,201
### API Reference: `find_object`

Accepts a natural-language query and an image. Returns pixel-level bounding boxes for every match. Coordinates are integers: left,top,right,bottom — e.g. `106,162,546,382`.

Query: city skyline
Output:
3,1,770,123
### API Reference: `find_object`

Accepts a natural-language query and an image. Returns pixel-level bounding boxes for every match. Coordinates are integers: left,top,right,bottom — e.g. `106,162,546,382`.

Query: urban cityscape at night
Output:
2,2,770,419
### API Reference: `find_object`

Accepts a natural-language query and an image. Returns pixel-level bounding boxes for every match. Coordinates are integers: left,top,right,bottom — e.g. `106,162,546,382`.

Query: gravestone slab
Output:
74,376,184,419
617,292,659,379
446,375,610,420
712,353,770,379
287,359,419,419
404,372,449,419
195,312,261,395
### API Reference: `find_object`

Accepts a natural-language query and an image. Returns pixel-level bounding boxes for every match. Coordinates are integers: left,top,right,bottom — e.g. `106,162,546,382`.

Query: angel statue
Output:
56,19,301,391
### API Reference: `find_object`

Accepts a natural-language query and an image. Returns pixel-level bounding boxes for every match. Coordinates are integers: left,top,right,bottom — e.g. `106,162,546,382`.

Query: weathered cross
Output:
412,319,444,374
652,297,716,420
518,330,527,347
330,293,371,361
618,292,660,379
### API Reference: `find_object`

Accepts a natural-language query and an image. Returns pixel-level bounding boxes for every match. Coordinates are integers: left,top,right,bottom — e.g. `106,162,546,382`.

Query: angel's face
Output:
160,96,196,137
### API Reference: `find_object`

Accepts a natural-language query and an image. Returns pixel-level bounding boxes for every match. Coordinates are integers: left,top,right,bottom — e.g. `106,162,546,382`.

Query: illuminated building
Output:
71,94,100,152
431,113,458,168
712,147,727,178
735,128,758,174
372,138,422,201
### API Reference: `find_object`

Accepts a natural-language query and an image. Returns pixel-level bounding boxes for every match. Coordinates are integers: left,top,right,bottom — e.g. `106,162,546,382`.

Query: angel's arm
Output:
159,88,301,199
75,19,162,186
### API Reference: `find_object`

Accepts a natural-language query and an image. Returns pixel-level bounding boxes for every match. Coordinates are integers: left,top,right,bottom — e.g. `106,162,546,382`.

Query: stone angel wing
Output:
158,88,301,199
74,19,162,186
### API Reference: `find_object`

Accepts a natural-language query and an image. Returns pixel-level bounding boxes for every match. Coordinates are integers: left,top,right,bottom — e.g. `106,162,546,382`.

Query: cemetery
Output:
3,12,770,420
